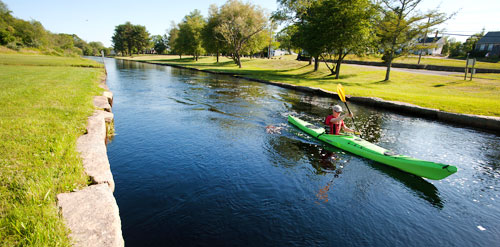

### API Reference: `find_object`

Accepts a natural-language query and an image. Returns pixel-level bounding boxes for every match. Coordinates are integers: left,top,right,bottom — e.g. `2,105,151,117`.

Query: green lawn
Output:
0,53,104,68
343,54,500,70
0,54,104,246
122,55,500,117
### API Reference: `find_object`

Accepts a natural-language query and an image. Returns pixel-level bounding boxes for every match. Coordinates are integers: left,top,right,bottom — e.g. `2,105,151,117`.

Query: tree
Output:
177,10,206,61
131,24,150,54
377,0,450,81
215,0,268,68
274,0,322,69
276,25,298,54
202,4,226,63
167,23,181,58
305,0,376,78
112,22,150,56
152,34,168,54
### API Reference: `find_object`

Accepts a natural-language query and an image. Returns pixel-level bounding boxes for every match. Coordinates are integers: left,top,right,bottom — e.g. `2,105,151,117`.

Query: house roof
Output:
418,37,442,43
477,31,500,44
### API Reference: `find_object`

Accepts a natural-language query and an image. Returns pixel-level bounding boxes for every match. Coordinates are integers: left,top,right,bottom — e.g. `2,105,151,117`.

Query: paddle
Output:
336,84,360,136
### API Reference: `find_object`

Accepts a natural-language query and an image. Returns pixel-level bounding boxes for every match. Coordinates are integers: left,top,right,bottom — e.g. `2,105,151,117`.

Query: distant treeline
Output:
0,1,111,56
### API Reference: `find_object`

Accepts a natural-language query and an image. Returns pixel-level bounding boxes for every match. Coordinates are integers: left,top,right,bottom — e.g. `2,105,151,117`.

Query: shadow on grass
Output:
360,79,392,85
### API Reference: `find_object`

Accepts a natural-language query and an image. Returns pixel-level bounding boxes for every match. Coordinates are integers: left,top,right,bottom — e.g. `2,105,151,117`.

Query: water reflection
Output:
366,161,443,208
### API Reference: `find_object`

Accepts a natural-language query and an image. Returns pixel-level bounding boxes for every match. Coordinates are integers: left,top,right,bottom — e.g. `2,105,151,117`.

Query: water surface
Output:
98,58,500,246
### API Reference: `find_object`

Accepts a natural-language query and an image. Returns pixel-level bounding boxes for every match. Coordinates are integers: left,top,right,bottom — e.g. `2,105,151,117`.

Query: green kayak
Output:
288,115,457,180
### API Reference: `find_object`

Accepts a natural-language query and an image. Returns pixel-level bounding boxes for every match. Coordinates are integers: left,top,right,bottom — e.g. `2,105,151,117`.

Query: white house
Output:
414,37,446,55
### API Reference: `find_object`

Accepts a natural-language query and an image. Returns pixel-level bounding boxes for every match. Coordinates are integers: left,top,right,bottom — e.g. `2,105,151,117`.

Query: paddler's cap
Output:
333,105,343,113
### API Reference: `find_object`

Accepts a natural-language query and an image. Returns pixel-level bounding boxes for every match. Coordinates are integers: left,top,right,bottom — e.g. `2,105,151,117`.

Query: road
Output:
347,63,461,76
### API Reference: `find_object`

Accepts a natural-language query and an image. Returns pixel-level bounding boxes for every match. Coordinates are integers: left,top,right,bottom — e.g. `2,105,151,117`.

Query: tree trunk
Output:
308,56,312,65
216,46,219,63
314,56,319,71
335,54,343,79
335,62,342,79
385,54,393,81
237,55,242,68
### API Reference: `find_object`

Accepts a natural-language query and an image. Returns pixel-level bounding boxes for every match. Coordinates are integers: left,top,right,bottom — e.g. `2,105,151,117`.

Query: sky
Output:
3,0,500,47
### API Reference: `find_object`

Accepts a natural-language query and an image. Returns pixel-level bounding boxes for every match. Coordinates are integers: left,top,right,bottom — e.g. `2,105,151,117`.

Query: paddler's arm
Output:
342,125,355,133
329,112,353,124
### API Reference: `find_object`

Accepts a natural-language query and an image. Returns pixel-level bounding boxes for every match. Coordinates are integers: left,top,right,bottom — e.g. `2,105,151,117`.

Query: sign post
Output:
470,58,476,81
464,53,469,80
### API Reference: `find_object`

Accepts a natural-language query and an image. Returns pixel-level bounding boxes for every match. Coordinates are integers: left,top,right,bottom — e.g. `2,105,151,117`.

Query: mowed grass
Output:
0,54,104,246
122,55,500,117
0,53,104,68
342,54,500,70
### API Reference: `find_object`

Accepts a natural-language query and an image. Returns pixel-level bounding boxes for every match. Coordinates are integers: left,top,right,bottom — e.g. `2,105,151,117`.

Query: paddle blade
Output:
337,84,346,102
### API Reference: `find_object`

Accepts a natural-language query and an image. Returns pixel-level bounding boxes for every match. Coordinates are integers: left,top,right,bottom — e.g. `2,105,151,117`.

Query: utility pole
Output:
418,17,431,65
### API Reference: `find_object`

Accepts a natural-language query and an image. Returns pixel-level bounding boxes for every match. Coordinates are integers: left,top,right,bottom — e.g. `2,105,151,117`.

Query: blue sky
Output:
4,0,499,47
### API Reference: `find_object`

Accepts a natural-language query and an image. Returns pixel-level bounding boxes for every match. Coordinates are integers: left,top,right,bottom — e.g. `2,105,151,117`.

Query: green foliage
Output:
152,34,168,54
202,4,227,61
276,25,298,54
167,23,181,56
0,0,111,56
376,0,450,80
111,22,150,56
177,10,206,61
303,0,377,78
215,0,268,67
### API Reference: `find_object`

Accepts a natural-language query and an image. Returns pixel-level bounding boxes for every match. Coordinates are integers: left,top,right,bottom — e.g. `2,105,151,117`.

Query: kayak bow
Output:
288,115,457,180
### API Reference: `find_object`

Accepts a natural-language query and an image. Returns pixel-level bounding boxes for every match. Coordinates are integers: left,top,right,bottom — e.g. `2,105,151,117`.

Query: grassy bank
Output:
0,54,104,246
122,55,500,117
342,54,500,70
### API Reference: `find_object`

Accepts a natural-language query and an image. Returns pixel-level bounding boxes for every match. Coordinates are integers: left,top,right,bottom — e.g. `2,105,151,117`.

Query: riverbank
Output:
118,55,500,132
0,53,108,245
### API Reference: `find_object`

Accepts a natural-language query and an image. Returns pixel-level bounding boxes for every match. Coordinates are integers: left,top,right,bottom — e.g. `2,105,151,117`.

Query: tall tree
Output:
177,10,206,61
215,0,268,68
167,23,181,58
274,0,320,69
131,24,150,54
112,22,150,56
276,25,298,55
152,34,168,54
202,4,226,63
308,0,377,78
377,0,450,81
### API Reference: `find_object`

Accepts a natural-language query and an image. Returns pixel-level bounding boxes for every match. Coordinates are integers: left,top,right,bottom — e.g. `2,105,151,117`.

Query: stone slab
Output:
94,96,111,112
57,184,124,247
77,110,115,191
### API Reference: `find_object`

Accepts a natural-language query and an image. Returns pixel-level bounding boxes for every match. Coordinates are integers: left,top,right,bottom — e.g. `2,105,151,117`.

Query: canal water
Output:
99,58,499,246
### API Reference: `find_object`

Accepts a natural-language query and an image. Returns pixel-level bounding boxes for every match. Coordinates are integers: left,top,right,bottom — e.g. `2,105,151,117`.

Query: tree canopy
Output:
377,0,450,80
214,0,268,68
0,0,111,56
177,10,206,61
112,22,150,56
307,0,376,77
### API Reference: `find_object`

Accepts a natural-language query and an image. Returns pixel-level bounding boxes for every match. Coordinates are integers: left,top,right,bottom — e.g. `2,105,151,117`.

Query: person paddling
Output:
325,105,356,135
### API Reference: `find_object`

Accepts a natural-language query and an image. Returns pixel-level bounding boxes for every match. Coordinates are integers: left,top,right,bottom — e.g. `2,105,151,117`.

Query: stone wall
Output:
57,79,124,247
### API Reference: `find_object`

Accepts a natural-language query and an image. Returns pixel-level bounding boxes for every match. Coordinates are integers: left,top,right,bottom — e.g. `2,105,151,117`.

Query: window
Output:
488,44,493,51
480,44,486,50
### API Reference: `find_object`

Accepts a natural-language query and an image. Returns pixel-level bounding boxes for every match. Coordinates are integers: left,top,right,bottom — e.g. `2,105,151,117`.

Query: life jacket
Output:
325,115,344,135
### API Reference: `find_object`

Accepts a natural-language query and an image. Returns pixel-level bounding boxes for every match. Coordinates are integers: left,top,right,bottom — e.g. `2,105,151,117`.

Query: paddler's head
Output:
332,105,343,116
